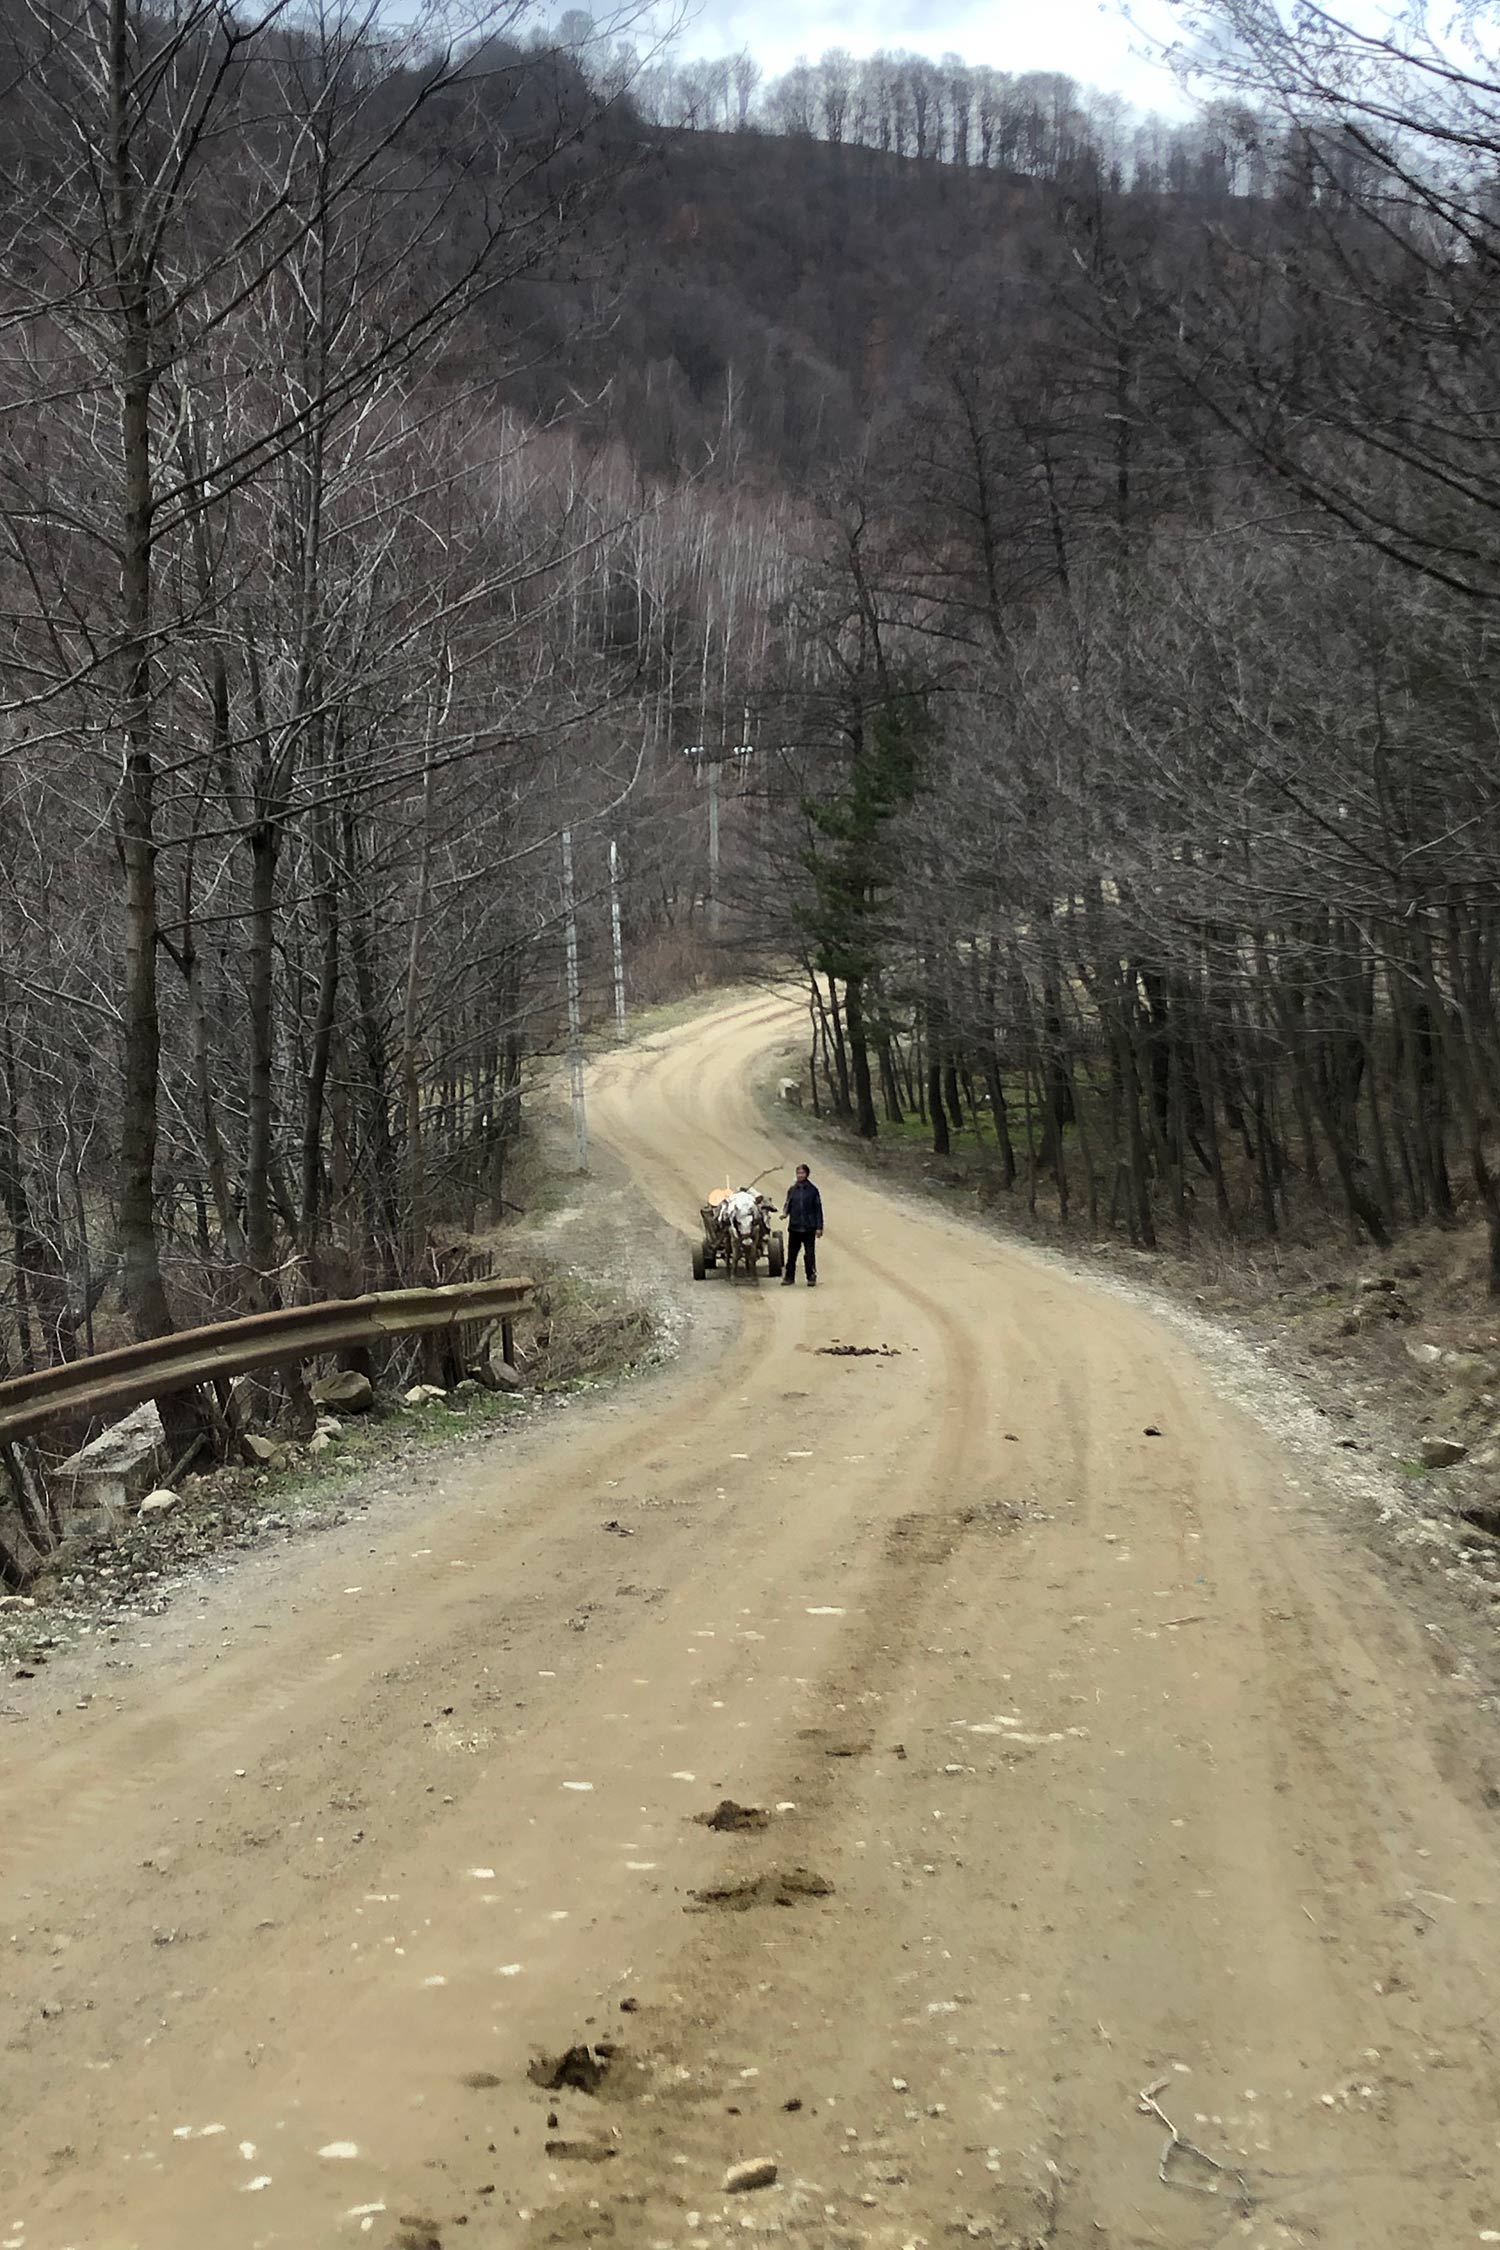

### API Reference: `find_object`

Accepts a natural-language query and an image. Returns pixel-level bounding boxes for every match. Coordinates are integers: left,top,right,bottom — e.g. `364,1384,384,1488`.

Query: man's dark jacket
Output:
784,1179,823,1232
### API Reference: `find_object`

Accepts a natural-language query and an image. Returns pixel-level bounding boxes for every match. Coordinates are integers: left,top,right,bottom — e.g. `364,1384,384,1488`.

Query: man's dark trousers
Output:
787,1227,817,1283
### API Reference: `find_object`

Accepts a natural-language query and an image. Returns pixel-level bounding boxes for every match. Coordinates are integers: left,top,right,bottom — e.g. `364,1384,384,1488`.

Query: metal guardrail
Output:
0,1278,535,1442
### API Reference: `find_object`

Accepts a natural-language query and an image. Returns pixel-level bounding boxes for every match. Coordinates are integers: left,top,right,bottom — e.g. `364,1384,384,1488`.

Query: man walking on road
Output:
781,1163,824,1287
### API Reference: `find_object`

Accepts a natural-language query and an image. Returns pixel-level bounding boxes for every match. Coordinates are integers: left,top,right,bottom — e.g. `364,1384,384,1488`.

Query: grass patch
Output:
268,1386,529,1508
531,1272,661,1388
884,1112,991,1157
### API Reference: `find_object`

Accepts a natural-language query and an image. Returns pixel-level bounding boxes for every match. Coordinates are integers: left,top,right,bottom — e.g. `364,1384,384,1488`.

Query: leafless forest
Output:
2,0,1499,1424
728,6,1500,1294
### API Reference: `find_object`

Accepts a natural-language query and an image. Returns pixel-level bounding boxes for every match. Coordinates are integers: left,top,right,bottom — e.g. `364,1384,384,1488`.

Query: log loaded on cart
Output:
692,1184,784,1282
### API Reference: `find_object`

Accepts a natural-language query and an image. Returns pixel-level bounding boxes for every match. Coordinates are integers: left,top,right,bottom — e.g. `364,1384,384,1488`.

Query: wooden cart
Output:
692,1186,784,1282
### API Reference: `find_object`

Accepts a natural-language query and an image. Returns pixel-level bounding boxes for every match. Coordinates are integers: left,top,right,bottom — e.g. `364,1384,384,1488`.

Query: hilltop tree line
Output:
614,36,1272,197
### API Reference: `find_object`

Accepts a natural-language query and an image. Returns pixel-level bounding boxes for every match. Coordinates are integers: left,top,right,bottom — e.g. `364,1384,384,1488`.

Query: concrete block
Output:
52,1401,168,1531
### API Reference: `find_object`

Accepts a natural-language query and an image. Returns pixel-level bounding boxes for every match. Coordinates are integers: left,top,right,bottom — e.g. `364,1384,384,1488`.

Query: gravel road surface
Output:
3,989,1497,2250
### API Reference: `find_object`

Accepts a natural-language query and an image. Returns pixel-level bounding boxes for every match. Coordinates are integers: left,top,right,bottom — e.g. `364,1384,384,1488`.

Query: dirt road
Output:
4,990,1499,2250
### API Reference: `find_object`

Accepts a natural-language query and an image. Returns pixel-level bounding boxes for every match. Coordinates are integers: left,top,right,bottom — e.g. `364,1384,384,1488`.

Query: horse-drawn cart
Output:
692,1185,784,1282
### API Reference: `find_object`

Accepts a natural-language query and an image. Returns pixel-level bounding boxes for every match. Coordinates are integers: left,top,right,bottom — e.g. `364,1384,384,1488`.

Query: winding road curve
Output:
2,990,1498,2249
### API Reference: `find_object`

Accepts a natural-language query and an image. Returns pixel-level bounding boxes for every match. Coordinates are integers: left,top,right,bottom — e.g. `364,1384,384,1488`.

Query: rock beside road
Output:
137,1488,181,1517
310,1369,374,1413
1418,1436,1468,1469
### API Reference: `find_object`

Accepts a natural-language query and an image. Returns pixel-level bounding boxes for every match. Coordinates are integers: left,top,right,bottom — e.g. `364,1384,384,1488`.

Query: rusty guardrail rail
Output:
0,1278,535,1443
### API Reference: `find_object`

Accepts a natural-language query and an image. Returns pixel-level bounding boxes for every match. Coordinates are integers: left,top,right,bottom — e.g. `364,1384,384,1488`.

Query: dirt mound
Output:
694,1797,770,1831
528,2042,621,2095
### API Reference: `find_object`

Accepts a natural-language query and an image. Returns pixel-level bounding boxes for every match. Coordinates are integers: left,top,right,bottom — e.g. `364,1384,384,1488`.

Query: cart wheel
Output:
768,1233,784,1278
692,1246,706,1281
703,1238,718,1270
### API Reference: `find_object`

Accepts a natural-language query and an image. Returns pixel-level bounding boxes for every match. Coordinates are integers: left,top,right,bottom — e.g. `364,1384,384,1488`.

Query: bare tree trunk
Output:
1473,1137,1500,1298
402,732,438,1271
824,974,852,1114
0,991,37,1373
179,934,248,1265
984,1057,1016,1187
244,813,279,1298
114,88,174,1344
299,806,341,1253
844,973,879,1139
927,1037,950,1156
878,1036,904,1125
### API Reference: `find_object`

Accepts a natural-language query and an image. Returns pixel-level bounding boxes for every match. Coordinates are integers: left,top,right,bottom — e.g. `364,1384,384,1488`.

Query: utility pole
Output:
740,708,768,867
684,740,751,938
609,838,627,1041
561,827,588,1171
706,755,721,937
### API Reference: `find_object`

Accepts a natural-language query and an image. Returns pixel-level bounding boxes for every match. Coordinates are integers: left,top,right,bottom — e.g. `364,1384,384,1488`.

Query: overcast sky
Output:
662,0,1192,114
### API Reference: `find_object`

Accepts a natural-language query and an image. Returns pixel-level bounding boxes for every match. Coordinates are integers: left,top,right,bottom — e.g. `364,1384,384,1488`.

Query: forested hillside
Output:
691,8,1500,1297
2,0,1499,1418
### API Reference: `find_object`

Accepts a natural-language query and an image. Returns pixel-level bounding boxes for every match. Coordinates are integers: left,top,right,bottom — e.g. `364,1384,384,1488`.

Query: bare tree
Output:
0,0,633,1358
